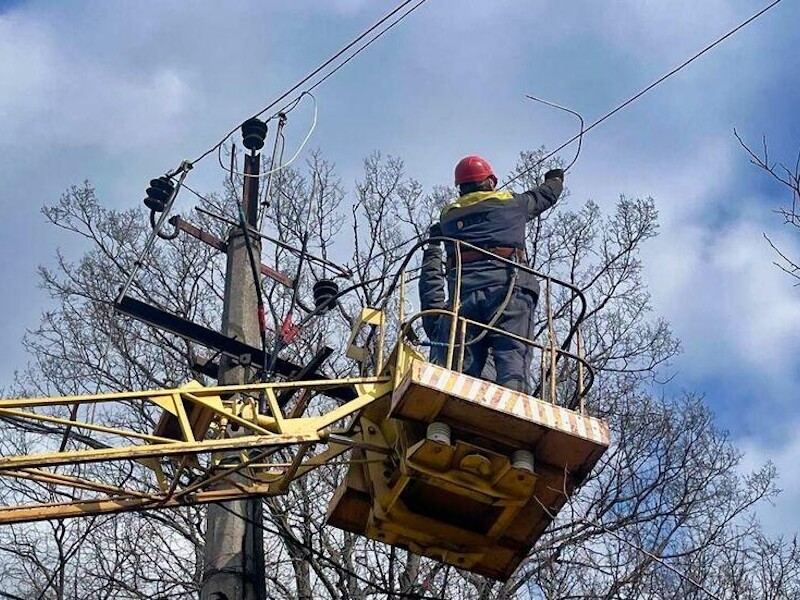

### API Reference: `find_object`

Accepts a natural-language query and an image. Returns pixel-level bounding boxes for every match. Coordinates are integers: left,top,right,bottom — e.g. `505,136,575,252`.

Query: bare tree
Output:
735,129,800,282
0,147,796,599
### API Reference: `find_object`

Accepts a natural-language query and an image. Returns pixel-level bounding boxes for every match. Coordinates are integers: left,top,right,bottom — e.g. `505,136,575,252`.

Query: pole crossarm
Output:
0,377,392,526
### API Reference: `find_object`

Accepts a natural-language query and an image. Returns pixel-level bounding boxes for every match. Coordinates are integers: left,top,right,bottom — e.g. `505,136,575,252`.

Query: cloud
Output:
0,12,189,152
638,152,800,380
592,0,736,57
740,432,800,537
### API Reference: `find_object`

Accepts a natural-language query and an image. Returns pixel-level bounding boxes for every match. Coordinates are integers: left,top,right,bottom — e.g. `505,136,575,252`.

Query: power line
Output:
183,0,431,173
217,93,318,180
501,0,785,189
525,94,584,172
295,0,429,103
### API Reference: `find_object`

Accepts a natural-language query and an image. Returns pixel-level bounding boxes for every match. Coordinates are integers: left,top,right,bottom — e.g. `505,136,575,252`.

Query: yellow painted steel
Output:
327,349,610,581
0,243,608,583
0,376,392,525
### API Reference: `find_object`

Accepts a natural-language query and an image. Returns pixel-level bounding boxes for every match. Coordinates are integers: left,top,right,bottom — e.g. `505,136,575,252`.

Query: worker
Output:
418,223,449,365
419,223,498,379
439,155,564,392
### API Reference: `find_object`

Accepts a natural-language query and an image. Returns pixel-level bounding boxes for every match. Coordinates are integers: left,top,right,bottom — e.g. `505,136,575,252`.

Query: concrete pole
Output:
201,149,267,600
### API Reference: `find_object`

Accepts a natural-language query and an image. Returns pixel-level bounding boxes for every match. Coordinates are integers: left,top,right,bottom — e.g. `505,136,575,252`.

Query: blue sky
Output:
0,0,798,533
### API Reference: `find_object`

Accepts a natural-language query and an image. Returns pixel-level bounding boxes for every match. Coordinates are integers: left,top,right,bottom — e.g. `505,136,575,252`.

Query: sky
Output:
0,0,798,535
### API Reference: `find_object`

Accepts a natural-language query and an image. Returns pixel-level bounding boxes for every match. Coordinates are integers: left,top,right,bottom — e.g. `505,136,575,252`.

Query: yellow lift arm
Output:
0,253,610,582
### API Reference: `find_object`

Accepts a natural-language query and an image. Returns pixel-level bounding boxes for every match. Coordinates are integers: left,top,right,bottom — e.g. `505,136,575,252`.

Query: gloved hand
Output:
428,222,442,239
544,168,565,182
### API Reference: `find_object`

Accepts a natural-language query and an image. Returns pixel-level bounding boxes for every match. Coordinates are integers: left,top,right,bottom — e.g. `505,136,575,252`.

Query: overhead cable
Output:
179,0,430,174
525,94,584,172
218,93,318,180
501,0,785,189
194,205,352,278
116,165,191,303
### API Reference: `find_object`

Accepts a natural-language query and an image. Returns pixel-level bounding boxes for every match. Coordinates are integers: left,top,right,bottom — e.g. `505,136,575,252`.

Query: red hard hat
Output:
454,155,497,186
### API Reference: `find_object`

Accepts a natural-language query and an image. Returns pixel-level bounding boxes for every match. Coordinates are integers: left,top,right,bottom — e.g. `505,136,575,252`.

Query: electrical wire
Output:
171,179,351,281
345,236,419,276
500,0,785,190
232,148,271,382
181,0,430,174
116,165,191,303
525,94,584,172
259,113,288,230
195,205,352,279
218,93,318,180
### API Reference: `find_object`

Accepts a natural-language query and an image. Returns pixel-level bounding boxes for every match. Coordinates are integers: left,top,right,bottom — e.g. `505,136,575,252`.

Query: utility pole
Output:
201,120,268,600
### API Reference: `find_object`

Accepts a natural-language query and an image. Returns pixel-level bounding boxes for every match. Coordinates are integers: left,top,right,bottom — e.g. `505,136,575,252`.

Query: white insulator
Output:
426,421,451,445
511,449,535,474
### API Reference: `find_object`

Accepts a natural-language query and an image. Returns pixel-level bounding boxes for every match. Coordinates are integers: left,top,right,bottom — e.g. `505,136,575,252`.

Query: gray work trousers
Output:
458,285,536,393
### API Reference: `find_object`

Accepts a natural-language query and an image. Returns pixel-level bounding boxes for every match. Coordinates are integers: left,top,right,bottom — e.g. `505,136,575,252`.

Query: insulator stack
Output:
511,449,535,474
426,421,451,445
313,279,339,312
144,176,174,212
241,117,268,152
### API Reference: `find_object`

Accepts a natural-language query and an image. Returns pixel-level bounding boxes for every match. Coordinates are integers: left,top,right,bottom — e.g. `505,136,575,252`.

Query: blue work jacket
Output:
439,179,563,297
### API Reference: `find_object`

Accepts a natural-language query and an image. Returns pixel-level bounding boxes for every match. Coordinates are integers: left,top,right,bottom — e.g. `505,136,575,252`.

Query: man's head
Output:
454,155,497,196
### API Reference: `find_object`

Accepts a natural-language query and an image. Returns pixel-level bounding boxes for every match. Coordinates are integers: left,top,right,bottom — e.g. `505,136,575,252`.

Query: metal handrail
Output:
375,238,594,411
398,309,595,408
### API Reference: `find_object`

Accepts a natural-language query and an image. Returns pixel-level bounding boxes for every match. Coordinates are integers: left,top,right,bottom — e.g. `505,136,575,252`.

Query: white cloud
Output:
643,203,800,379
0,13,189,152
593,0,736,57
740,432,800,537
568,134,800,385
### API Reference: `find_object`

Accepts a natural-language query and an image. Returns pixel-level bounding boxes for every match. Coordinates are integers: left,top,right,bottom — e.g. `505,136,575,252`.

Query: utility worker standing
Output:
439,155,564,392
419,223,498,381
418,223,448,365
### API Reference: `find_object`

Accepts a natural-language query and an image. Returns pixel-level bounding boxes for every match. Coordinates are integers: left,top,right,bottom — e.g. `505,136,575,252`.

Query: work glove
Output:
428,222,443,242
544,168,565,183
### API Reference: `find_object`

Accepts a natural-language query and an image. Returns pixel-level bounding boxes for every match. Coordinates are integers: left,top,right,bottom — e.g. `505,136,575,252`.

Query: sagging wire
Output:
262,231,308,382
259,111,288,228
264,172,319,381
362,236,595,400
218,92,318,181
525,94,584,172
345,236,418,277
500,0,785,190
179,0,430,175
